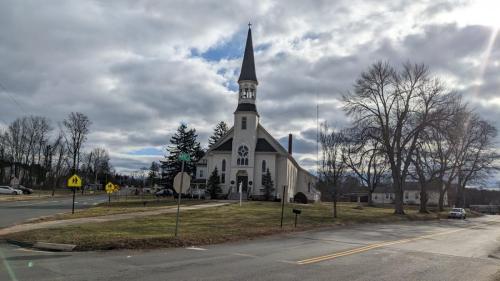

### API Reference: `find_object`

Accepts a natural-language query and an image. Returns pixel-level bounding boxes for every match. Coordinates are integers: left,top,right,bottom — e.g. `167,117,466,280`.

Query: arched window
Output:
237,145,249,166
220,159,226,183
262,160,266,173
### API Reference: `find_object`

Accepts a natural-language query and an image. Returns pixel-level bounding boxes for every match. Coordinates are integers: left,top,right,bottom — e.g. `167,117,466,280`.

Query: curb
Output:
489,253,500,260
3,239,76,252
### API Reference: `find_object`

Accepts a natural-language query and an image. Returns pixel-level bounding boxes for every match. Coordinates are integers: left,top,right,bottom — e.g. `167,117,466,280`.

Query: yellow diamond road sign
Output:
106,182,117,194
67,174,82,188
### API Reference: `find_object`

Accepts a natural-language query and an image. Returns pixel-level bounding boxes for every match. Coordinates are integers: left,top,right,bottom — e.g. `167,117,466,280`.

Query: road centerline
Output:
297,228,465,265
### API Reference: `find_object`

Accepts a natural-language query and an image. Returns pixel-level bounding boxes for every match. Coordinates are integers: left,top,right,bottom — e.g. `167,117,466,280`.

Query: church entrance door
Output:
236,175,248,193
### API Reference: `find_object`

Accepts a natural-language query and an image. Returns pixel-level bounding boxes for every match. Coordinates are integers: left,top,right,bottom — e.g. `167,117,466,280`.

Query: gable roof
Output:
255,138,277,152
205,127,234,154
213,138,233,151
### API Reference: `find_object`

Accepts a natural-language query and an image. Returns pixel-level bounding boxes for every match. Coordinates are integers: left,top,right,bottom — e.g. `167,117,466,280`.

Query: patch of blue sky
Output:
194,31,247,62
128,147,164,156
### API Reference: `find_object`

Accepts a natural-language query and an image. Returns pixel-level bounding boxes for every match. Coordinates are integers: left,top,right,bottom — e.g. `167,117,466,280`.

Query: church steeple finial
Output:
238,24,258,84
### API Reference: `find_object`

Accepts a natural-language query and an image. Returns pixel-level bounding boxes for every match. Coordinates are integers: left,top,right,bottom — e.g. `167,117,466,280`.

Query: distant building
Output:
371,181,449,206
195,26,320,202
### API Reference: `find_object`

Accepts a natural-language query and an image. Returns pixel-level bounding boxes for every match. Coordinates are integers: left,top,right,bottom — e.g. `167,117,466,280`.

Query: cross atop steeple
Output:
248,22,252,29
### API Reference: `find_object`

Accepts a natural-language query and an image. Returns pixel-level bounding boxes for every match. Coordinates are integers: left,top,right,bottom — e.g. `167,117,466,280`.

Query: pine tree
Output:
208,121,229,147
161,124,204,188
262,168,275,201
148,161,160,186
207,167,222,199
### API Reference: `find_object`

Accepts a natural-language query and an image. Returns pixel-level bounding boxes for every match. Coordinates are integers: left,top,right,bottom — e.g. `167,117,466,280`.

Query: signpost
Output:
67,174,82,214
292,208,302,228
174,152,191,237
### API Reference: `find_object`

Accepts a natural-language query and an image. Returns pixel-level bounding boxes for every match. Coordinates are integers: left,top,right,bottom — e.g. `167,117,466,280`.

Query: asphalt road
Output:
0,194,107,228
0,214,499,281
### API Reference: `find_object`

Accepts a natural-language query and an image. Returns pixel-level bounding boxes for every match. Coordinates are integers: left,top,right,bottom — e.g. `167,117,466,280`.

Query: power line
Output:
0,80,29,128
0,80,28,115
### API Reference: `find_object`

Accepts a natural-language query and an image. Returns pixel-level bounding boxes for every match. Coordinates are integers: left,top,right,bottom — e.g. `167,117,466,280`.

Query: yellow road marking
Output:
297,228,464,265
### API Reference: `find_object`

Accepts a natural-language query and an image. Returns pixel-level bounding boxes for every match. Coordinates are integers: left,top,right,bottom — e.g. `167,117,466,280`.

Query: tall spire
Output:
238,25,258,84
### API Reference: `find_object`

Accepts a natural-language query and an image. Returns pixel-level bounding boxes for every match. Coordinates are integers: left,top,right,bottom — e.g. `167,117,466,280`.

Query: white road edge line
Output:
186,247,207,251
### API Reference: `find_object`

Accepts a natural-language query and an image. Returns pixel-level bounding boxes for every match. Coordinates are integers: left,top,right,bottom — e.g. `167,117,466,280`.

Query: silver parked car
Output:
0,186,23,195
448,208,467,219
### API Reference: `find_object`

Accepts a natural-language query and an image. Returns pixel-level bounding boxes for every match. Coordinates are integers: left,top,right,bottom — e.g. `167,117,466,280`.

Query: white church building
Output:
195,26,320,202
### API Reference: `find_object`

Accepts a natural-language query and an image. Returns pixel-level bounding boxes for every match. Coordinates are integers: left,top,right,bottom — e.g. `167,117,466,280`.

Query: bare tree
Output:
344,128,387,206
452,113,498,207
63,112,91,175
320,123,347,218
343,61,451,214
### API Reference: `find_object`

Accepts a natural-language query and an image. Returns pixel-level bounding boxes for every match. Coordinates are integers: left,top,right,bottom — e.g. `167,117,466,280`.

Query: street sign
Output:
105,182,118,194
178,152,191,162
173,172,191,193
67,174,82,188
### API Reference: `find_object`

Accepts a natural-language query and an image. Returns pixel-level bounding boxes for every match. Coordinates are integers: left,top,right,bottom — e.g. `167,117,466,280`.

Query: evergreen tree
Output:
262,168,275,201
161,124,204,188
208,121,229,147
207,167,222,199
148,161,160,186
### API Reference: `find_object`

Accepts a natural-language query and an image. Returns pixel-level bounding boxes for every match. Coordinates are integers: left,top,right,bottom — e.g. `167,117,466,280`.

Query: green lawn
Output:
3,201,459,251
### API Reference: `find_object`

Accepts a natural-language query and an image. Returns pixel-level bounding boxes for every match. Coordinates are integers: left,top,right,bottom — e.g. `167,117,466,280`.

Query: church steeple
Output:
238,24,258,84
236,24,258,113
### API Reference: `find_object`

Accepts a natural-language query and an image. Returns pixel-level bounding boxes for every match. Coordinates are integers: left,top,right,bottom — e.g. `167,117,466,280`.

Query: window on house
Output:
416,193,419,199
242,117,247,130
262,160,266,173
308,182,311,193
221,173,225,183
199,169,203,178
237,145,249,166
405,192,409,199
385,193,389,199
222,159,226,172
374,195,378,200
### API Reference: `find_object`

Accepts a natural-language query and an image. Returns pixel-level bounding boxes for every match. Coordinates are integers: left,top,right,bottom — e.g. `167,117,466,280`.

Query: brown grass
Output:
2,201,460,251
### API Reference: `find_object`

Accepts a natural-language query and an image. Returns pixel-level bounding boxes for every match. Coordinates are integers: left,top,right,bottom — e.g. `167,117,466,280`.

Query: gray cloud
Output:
0,0,499,179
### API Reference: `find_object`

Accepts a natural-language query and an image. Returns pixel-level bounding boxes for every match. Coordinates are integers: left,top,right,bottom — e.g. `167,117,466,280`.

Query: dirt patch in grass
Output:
3,202,454,251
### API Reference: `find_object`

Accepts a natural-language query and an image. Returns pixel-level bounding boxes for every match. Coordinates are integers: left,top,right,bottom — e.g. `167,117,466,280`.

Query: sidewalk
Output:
0,202,229,236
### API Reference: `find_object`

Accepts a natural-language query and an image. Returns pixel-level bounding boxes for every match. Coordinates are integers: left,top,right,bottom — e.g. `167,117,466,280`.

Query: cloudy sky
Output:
0,0,499,180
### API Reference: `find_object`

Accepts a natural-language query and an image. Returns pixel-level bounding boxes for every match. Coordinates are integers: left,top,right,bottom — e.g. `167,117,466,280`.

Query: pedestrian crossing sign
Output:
106,182,118,194
67,174,82,188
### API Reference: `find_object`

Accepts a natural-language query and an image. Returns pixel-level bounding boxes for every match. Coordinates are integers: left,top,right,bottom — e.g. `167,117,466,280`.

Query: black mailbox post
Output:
292,208,302,227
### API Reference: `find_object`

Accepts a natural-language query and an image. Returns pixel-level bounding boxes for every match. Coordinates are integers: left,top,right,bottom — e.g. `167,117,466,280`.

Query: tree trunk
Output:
438,190,445,212
419,188,428,213
367,190,374,206
392,179,405,215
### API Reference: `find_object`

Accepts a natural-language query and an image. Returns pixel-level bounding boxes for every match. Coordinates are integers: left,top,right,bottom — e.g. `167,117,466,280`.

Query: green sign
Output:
179,152,191,162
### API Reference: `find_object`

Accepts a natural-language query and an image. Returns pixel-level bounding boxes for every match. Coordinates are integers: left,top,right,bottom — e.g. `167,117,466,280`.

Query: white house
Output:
372,182,448,206
195,26,320,202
